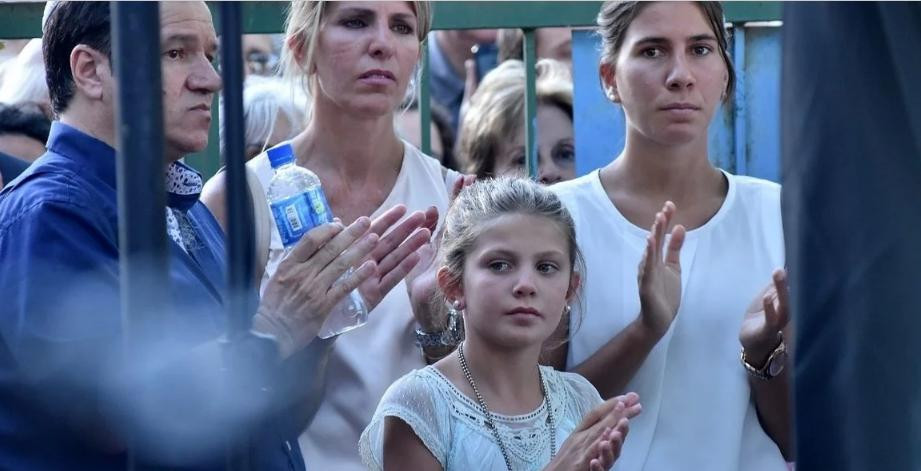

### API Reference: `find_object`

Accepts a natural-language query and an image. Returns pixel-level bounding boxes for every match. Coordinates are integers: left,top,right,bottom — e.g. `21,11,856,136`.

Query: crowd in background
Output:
0,2,795,471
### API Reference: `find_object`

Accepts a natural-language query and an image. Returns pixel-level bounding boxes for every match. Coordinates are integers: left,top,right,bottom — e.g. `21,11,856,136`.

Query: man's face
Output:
159,2,221,161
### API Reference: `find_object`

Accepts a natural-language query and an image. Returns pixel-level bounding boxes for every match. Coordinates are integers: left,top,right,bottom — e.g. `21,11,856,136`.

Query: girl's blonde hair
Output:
456,59,573,178
281,1,432,101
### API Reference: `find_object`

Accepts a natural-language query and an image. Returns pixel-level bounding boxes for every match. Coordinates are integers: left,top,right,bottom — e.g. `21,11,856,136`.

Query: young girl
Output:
360,178,684,470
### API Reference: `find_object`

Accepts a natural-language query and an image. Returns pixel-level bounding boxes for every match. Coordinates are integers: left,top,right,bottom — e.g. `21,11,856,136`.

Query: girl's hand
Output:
739,268,790,363
637,201,686,339
546,393,642,471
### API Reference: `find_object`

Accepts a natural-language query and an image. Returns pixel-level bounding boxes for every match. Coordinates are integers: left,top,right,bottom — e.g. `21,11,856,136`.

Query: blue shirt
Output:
0,122,305,470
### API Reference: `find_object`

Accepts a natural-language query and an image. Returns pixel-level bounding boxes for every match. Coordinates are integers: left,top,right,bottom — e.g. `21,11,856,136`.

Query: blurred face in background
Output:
537,28,572,66
493,102,575,185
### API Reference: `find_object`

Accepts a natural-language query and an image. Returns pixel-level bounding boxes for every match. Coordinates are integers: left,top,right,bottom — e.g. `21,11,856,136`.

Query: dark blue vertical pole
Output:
220,2,256,470
111,2,166,469
783,3,921,470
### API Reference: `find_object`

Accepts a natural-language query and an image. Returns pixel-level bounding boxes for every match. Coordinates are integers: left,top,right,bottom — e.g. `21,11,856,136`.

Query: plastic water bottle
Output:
265,143,369,338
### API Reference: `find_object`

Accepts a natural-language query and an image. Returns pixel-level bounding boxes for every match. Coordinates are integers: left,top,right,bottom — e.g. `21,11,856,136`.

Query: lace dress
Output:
359,365,603,470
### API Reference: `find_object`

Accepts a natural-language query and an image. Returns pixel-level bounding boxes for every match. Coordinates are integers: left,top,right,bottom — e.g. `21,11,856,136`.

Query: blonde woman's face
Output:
312,2,420,117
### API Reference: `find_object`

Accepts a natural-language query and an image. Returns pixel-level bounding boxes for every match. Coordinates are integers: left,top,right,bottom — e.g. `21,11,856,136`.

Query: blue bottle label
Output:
270,188,334,247
305,187,333,225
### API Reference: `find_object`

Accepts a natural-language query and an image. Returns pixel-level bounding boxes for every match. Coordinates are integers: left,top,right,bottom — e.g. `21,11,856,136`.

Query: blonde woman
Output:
456,59,575,185
203,2,473,469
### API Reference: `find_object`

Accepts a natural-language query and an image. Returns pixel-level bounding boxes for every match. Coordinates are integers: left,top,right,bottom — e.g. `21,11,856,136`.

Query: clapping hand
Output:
739,268,790,363
547,393,642,471
356,204,433,311
405,175,476,331
637,201,686,339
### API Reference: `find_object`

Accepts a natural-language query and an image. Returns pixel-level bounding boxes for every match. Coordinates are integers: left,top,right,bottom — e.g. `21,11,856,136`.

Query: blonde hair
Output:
281,1,432,100
456,59,573,179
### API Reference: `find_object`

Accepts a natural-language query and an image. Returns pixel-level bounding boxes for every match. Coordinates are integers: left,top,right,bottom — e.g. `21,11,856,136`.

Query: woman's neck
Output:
289,97,405,223
293,98,404,182
600,129,727,229
445,334,546,416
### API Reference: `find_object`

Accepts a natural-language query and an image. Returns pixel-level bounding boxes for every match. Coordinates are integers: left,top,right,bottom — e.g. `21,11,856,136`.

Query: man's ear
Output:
70,45,110,102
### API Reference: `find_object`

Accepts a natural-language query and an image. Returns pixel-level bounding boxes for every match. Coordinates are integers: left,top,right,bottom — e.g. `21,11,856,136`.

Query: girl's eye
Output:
537,262,559,274
166,49,184,60
641,47,663,58
489,261,512,272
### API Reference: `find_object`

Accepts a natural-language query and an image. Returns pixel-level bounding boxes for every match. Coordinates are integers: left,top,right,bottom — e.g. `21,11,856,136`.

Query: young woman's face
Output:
312,2,420,116
454,213,576,349
493,103,575,185
607,2,728,146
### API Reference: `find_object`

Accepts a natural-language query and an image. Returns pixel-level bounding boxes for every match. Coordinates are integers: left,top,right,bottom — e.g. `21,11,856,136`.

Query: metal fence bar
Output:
221,0,257,341
111,2,167,469
0,2,784,40
420,43,432,156
218,2,256,470
522,29,538,179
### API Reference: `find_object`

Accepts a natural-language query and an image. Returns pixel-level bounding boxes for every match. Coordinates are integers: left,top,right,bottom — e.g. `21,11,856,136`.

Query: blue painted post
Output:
733,25,748,176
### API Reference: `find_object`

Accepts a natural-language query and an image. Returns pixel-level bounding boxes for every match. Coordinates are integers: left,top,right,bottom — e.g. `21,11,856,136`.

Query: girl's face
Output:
493,103,575,185
603,2,728,146
447,213,579,350
312,2,420,116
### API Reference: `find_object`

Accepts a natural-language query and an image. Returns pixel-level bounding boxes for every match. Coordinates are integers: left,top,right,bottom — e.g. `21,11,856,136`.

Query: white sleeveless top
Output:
249,141,460,471
551,170,788,471
359,365,604,471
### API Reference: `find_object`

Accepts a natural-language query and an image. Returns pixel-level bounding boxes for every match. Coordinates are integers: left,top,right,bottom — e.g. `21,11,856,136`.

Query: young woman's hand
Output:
739,268,790,363
546,393,642,471
636,201,686,339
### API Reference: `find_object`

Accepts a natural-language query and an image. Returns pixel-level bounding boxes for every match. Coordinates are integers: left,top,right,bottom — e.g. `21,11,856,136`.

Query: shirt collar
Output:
45,121,203,211
45,121,118,190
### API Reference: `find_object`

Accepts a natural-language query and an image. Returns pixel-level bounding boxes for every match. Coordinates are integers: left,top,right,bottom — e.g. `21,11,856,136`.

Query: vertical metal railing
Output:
112,2,167,469
218,3,257,470
522,28,538,179
419,43,432,156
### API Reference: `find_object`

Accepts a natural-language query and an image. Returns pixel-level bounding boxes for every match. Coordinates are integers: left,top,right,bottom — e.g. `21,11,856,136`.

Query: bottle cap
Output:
267,143,295,168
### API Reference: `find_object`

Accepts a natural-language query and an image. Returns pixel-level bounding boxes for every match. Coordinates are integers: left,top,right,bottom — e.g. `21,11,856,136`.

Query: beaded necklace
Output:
457,342,557,471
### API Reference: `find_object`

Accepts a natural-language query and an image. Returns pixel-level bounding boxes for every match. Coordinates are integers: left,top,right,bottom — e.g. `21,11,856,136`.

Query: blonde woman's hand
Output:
356,205,432,311
546,393,642,471
637,201,686,340
254,218,379,359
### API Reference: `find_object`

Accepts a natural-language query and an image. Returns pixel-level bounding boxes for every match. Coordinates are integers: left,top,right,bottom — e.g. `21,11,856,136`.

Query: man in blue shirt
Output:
0,2,430,469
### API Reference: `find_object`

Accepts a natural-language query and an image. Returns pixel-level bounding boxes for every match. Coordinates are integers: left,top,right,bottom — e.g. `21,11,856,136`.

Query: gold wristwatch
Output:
741,332,787,380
